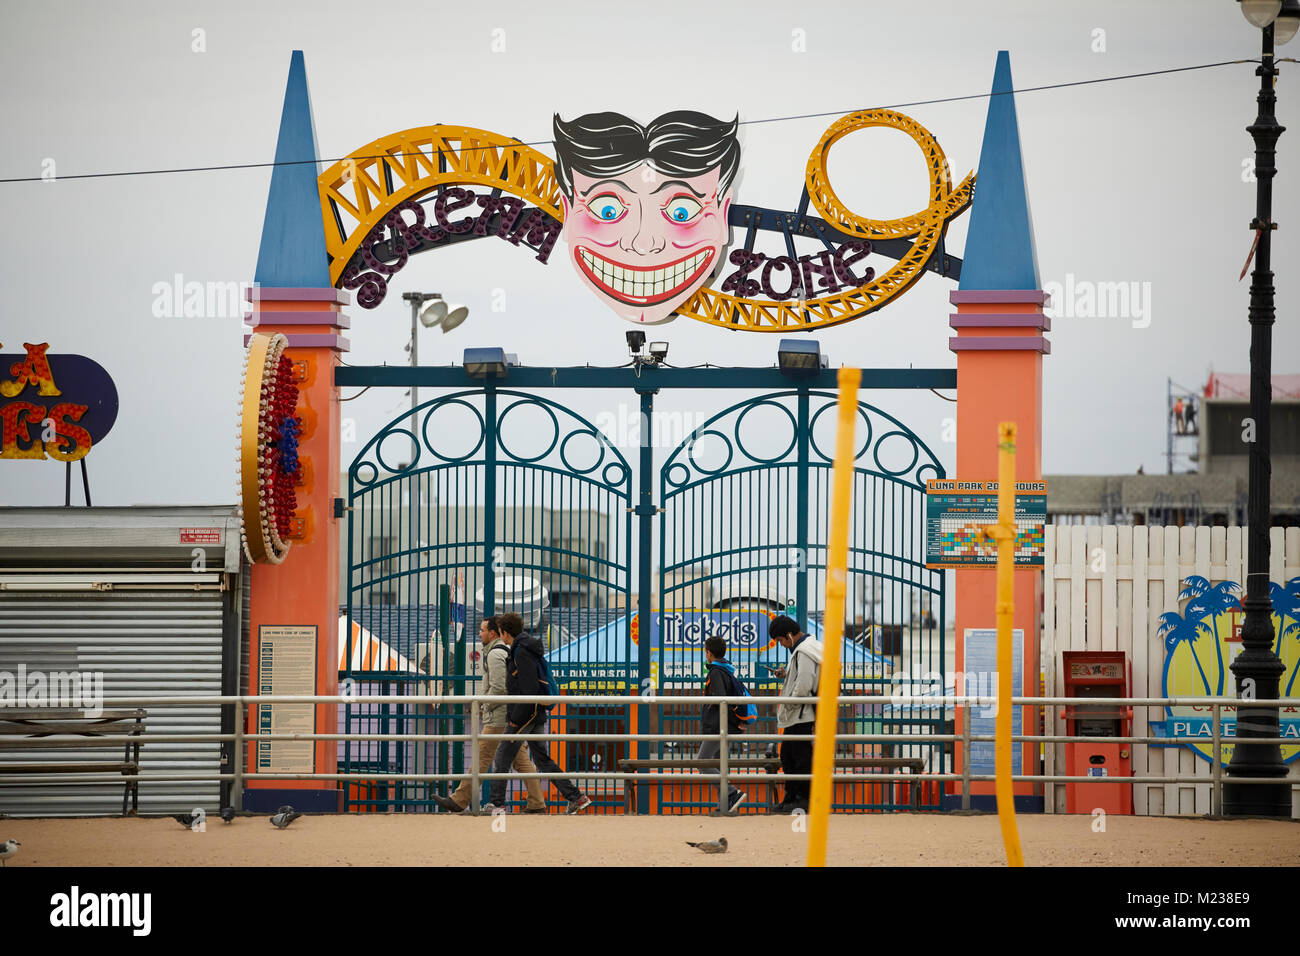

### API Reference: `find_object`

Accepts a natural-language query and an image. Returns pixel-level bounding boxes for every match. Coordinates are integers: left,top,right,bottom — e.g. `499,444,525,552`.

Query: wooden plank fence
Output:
1042,525,1300,817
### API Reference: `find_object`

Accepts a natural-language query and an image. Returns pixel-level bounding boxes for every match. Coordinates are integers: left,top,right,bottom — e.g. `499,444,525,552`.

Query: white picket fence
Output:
1041,524,1300,817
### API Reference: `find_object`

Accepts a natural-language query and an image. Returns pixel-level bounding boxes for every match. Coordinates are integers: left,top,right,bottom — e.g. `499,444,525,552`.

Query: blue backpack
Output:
707,661,756,725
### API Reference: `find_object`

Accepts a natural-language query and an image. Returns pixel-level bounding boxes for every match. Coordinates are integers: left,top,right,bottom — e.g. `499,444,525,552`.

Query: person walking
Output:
698,635,749,814
484,612,592,814
433,616,547,814
768,615,823,814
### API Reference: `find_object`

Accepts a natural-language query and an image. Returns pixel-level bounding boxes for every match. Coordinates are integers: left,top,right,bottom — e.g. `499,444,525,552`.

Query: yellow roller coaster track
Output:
319,125,563,286
318,110,972,333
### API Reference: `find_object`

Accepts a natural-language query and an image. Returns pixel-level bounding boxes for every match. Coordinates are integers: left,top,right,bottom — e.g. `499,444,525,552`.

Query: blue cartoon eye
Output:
587,195,627,222
663,196,702,223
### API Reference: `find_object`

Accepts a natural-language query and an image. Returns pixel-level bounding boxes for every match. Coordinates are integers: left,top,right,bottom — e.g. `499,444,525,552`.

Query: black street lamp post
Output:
1224,0,1298,817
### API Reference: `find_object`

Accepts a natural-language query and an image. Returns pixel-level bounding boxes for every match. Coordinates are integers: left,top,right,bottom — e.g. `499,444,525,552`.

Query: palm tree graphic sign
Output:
1159,575,1300,765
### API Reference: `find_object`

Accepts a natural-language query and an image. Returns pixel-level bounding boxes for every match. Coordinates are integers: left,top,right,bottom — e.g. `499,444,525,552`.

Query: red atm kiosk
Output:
1062,651,1133,814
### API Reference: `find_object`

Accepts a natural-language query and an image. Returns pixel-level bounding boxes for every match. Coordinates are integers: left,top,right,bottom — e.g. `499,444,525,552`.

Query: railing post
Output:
1212,701,1223,818
719,705,729,815
232,699,244,811
961,706,971,811
635,386,656,815
469,698,481,814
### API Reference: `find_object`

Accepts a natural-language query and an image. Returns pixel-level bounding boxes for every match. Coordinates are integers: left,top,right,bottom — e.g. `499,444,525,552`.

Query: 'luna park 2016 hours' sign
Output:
924,480,1047,569
318,109,973,331
0,343,118,461
1152,575,1300,765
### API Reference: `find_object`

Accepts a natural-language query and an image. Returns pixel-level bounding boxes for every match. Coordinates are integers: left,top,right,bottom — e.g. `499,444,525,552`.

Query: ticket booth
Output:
1062,651,1133,814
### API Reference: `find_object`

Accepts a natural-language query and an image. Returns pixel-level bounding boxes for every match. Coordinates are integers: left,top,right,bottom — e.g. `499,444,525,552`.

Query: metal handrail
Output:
2,694,1295,816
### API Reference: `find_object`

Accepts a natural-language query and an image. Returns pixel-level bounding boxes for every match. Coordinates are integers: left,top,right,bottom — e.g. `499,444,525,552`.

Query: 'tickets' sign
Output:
0,343,118,461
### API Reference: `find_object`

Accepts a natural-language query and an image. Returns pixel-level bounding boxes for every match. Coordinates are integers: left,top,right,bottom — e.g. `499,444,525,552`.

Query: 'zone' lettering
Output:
720,240,874,301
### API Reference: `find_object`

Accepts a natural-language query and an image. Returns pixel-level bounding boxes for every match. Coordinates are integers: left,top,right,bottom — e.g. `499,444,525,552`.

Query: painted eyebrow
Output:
652,180,706,197
578,179,634,198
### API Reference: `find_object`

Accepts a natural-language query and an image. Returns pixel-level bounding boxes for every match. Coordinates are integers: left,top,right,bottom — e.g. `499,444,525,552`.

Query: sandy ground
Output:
2,812,1298,866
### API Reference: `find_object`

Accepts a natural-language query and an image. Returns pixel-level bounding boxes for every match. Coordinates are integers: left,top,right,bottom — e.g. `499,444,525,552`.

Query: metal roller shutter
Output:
0,581,224,816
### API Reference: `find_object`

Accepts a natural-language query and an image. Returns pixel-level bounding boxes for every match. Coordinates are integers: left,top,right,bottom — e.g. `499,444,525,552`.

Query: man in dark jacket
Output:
699,636,747,813
484,612,592,814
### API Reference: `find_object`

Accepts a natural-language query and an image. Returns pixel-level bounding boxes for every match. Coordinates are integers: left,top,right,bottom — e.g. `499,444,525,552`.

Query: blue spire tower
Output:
947,51,1050,813
254,50,331,288
243,52,349,815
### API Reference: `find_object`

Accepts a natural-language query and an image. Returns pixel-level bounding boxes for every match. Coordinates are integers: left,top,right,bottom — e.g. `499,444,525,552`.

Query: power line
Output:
0,57,1257,185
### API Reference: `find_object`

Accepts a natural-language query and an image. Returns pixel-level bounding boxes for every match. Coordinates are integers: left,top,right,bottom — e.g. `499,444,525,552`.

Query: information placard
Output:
962,628,1024,776
257,625,317,773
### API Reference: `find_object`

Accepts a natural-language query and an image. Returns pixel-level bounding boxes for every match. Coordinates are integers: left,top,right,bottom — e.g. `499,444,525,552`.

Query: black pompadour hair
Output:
768,615,801,641
552,110,741,203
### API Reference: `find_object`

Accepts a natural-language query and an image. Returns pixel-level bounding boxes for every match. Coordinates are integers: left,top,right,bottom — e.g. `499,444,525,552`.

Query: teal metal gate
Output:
341,387,632,812
656,391,946,811
336,366,950,813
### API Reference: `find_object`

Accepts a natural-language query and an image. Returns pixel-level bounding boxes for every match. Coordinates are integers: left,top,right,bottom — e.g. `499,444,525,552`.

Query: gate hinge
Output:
333,498,353,519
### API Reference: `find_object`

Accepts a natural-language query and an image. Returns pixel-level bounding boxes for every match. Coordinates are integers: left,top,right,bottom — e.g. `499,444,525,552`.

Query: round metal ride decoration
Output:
238,332,301,564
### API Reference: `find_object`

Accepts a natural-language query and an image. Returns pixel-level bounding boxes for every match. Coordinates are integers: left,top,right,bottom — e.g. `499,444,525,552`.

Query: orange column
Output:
243,287,348,812
950,289,1048,804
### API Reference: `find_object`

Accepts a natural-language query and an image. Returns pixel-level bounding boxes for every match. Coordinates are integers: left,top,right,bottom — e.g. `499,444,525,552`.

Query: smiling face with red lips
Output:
553,111,740,326
562,166,730,324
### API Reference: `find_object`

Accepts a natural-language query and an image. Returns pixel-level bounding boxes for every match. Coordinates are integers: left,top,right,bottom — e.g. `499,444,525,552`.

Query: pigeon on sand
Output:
685,837,728,854
270,807,302,829
0,839,19,867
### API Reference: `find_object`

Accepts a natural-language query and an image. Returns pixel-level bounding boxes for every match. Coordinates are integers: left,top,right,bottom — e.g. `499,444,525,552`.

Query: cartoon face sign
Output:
561,165,731,325
553,111,740,326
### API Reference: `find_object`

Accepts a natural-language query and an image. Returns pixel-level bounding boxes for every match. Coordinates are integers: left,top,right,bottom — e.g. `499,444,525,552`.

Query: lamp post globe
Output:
1239,0,1282,28
1274,0,1300,43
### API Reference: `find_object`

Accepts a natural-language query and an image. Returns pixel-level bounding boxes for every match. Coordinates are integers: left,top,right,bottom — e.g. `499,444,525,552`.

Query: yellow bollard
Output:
993,422,1025,867
807,367,859,867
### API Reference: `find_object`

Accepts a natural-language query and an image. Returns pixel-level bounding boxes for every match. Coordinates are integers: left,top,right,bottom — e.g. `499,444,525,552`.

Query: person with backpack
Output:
769,615,823,814
484,612,592,814
698,635,750,814
433,616,547,814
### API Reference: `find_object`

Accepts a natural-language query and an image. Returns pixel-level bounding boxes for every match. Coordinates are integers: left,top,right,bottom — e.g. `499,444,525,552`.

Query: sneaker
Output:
566,795,593,815
478,802,504,815
432,794,465,813
789,801,809,814
726,791,747,814
522,805,548,815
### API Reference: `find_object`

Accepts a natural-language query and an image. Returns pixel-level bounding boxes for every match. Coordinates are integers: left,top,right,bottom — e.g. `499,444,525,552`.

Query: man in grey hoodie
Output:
769,615,823,813
434,616,547,813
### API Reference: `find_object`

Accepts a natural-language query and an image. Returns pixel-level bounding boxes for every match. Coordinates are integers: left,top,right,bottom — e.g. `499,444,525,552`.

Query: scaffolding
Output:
1165,378,1202,475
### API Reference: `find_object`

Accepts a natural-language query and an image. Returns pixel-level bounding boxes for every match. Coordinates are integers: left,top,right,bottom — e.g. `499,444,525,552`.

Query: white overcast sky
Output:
0,0,1296,506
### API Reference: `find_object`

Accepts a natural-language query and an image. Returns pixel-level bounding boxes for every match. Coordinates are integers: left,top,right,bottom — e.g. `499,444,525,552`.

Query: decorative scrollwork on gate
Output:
662,391,943,491
349,390,631,494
